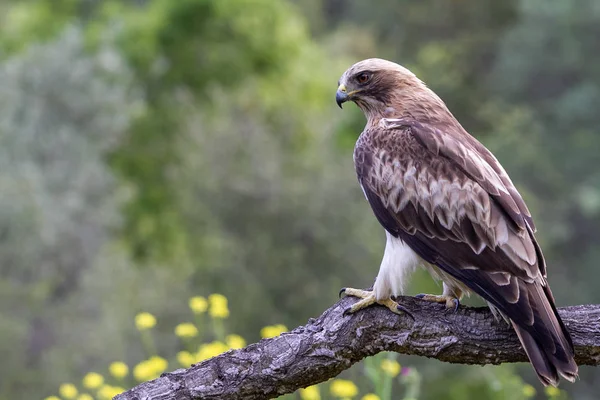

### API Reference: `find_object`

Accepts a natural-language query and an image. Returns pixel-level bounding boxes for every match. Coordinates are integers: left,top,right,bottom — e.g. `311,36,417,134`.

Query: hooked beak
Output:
336,84,349,109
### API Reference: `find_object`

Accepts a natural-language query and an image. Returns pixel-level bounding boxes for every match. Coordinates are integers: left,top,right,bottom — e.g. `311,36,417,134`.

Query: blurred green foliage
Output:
0,0,599,399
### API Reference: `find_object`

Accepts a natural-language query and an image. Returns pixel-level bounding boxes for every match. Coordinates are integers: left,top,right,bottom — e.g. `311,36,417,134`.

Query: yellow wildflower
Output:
109,361,129,379
189,296,208,314
260,324,288,339
522,384,536,398
545,387,561,397
135,312,156,330
208,294,229,318
59,383,78,399
330,379,358,398
362,394,381,400
77,394,94,400
175,322,199,338
82,372,104,389
177,351,196,367
133,360,155,382
97,385,125,400
148,355,168,374
299,385,321,400
44,397,60,400
197,341,229,361
133,357,167,382
226,334,246,349
380,359,401,377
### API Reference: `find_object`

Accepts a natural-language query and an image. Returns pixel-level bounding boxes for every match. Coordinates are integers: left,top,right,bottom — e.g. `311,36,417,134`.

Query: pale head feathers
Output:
338,58,450,124
339,58,422,85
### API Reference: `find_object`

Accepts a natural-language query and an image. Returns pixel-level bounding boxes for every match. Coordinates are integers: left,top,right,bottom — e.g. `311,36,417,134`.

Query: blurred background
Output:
1,0,599,399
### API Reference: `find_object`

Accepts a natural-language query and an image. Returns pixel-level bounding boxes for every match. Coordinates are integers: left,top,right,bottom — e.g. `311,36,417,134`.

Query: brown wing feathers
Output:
355,121,577,386
381,118,533,231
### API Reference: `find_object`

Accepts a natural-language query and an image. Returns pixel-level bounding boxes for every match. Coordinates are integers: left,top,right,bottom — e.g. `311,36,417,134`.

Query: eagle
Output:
336,58,577,386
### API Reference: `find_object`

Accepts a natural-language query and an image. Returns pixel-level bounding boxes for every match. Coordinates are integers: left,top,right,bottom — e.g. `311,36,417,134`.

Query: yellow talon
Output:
340,287,413,318
415,293,460,311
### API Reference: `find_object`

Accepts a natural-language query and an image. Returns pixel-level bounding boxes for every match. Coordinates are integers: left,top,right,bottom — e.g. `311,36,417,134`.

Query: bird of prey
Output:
336,58,577,386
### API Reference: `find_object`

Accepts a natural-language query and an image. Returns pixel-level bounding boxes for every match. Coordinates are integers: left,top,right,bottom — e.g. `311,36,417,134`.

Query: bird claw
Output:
449,298,460,313
396,303,415,320
415,293,460,313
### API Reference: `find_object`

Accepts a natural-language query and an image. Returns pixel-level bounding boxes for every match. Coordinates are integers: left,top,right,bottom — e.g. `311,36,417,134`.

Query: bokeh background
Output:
1,0,599,399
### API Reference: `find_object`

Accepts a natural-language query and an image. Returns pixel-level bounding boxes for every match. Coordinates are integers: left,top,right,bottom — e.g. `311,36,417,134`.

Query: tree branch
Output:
115,296,600,400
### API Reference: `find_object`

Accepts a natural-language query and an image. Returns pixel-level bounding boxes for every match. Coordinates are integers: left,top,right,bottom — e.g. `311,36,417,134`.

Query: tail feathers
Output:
513,323,577,386
511,282,578,386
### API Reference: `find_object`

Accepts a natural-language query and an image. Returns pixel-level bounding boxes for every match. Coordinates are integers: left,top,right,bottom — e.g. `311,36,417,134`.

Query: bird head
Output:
336,58,430,119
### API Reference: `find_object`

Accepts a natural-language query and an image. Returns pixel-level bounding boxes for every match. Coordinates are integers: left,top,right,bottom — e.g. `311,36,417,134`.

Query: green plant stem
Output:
212,317,225,341
140,330,157,357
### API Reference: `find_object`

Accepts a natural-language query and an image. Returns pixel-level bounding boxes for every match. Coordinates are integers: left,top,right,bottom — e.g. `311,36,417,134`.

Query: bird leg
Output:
415,283,462,312
339,288,413,318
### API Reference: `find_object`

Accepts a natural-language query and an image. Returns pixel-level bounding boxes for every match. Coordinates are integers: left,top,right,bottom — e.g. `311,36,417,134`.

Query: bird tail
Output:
511,283,578,386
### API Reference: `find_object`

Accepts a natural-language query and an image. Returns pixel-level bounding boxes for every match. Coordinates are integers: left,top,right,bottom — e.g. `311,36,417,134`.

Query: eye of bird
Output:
356,72,370,84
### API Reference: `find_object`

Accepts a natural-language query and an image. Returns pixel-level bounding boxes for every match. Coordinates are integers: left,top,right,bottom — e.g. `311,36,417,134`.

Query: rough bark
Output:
115,296,600,400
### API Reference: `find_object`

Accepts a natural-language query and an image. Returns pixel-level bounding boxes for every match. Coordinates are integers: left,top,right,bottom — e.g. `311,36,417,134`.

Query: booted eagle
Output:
336,58,577,386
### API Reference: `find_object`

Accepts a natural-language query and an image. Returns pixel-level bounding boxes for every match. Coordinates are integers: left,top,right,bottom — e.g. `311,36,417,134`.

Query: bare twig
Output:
115,296,600,400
